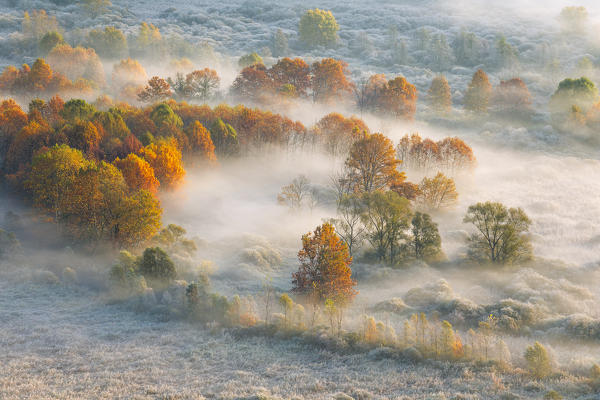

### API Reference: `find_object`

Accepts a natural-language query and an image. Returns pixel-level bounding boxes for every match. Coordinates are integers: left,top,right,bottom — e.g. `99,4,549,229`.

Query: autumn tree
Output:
314,112,367,156
22,10,59,42
269,58,311,97
492,78,532,118
114,153,160,194
299,9,339,48
184,68,220,102
139,139,185,189
377,76,418,119
277,175,311,209
26,144,92,223
345,133,404,193
185,121,216,163
361,190,412,264
311,58,353,103
132,22,163,58
61,120,102,157
47,44,105,86
417,172,459,211
464,201,533,265
292,222,357,327
410,212,442,261
138,76,172,103
112,58,147,89
428,76,452,115
230,63,273,103
464,69,492,113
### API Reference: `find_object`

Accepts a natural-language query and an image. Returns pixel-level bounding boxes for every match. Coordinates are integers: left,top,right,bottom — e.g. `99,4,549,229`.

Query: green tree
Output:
138,247,176,288
410,212,442,261
463,201,532,264
149,103,183,134
298,9,339,48
39,31,65,56
87,26,127,59
361,191,412,264
550,77,598,116
238,52,263,68
60,99,96,121
210,118,239,157
82,0,112,18
524,341,552,379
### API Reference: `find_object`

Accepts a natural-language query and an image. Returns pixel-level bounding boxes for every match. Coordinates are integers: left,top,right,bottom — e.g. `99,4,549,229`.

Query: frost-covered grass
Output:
0,279,593,400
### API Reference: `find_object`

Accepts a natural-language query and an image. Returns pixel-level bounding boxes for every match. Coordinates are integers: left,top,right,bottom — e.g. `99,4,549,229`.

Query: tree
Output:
230,64,273,102
417,172,458,211
299,9,339,48
278,293,293,327
209,118,239,157
361,191,412,264
410,212,442,261
464,69,492,113
292,222,357,327
559,6,588,34
60,99,96,121
61,120,101,157
377,76,418,119
22,10,59,41
271,29,289,57
314,112,367,156
269,58,311,98
149,103,183,135
277,175,311,209
345,133,404,193
39,31,65,56
82,0,111,17
138,76,172,103
47,44,105,86
331,194,366,257
114,153,160,194
112,58,147,88
496,36,519,70
138,247,176,288
139,139,185,189
26,144,91,223
185,121,216,163
524,341,552,379
428,76,452,114
87,26,127,59
492,78,532,118
550,77,598,116
183,68,220,102
311,58,353,103
463,201,532,264
238,52,263,68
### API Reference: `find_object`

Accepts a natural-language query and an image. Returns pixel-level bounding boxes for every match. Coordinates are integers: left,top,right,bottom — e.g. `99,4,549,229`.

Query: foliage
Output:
87,26,127,59
277,175,312,209
345,133,404,193
298,9,339,48
292,223,357,316
464,201,532,265
209,118,239,157
39,31,65,56
138,76,173,103
137,247,176,288
427,76,452,114
410,212,442,261
524,341,552,379
464,69,492,113
238,52,263,68
417,172,458,211
550,77,598,116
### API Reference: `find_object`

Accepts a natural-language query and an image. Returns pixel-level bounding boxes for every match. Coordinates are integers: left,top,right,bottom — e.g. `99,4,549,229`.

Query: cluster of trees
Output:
230,57,418,119
396,133,476,175
427,71,533,118
549,77,600,135
0,58,95,100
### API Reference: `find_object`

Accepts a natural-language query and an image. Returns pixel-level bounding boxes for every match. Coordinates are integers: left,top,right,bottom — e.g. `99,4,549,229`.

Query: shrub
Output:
524,341,552,379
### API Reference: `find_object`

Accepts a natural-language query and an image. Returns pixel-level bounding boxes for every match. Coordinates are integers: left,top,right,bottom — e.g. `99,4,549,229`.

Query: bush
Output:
138,247,176,288
524,341,552,379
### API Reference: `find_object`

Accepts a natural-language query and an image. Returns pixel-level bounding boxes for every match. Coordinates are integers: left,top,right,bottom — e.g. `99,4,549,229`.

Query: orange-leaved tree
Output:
292,222,357,330
113,153,160,194
345,133,405,192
